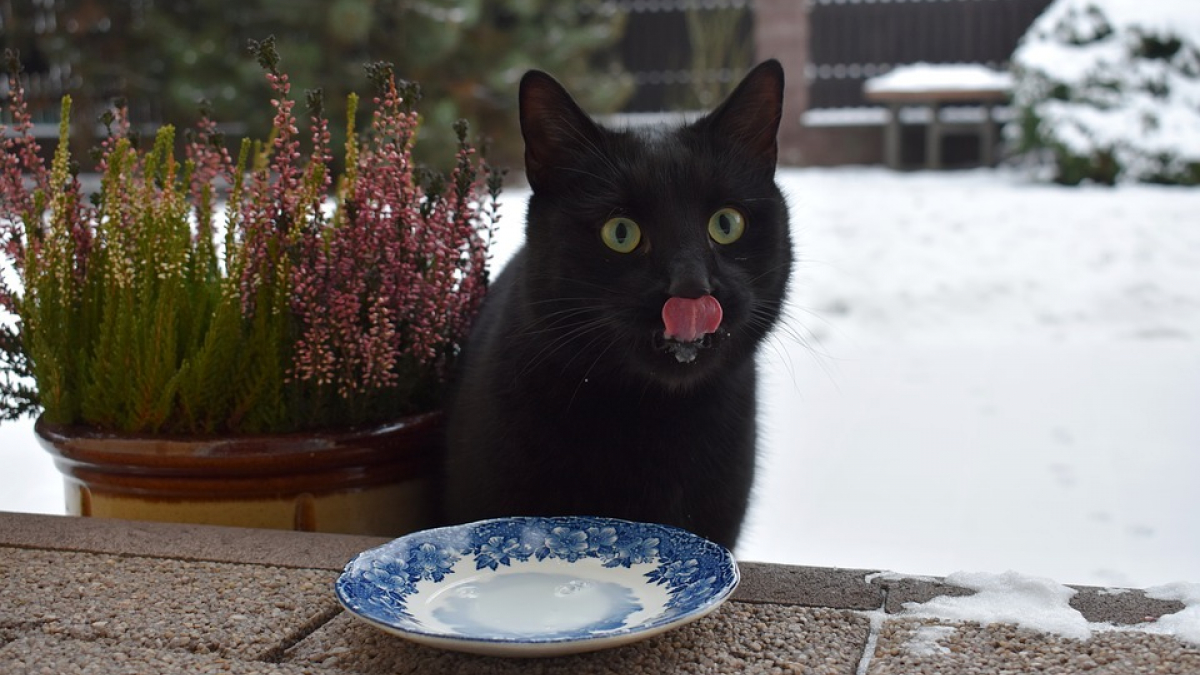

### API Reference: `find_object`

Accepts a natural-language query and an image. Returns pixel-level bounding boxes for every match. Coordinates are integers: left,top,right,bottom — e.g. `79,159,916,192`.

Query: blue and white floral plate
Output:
334,516,740,657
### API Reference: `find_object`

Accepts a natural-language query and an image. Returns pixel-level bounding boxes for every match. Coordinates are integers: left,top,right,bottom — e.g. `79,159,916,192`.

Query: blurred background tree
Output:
1008,0,1200,185
1,0,633,170
682,2,753,109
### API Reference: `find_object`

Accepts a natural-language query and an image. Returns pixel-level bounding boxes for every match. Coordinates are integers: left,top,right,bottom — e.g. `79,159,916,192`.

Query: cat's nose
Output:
668,261,714,299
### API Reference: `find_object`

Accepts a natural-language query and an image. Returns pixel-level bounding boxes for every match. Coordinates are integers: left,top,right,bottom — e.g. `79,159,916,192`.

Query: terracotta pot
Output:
35,412,442,536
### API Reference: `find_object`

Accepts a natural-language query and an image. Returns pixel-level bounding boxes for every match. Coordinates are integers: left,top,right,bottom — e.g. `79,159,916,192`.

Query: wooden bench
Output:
864,63,1013,170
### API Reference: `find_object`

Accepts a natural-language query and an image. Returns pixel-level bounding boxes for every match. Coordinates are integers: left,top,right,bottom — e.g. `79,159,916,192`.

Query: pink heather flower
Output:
288,72,497,403
185,112,236,250
4,46,499,427
0,64,48,274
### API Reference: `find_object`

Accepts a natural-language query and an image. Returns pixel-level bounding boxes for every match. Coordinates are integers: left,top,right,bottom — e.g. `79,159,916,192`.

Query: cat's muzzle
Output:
655,330,723,364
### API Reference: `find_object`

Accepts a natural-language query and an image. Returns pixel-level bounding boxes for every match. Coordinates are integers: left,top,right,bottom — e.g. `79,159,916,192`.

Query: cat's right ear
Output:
519,70,605,192
696,59,785,171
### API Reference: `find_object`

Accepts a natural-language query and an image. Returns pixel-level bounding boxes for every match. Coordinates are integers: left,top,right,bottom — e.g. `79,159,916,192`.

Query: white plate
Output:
335,516,740,657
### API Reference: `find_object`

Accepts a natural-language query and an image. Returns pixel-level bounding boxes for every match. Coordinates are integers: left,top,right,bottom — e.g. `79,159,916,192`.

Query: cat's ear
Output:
519,70,606,191
698,59,785,168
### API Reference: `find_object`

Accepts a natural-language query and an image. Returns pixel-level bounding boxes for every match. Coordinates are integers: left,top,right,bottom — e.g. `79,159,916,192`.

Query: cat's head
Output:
517,61,792,390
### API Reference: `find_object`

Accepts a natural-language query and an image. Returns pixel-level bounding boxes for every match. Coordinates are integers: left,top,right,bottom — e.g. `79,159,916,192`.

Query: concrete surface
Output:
0,512,1196,674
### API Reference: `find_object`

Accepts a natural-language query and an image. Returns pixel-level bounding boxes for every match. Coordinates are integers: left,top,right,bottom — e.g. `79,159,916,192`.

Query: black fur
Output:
443,61,792,549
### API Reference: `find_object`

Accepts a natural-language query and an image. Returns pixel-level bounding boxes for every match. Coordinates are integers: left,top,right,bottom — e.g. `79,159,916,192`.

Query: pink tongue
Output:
662,295,723,342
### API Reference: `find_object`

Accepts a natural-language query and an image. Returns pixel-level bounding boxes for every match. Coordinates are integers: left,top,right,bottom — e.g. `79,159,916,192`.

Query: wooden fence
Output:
613,0,756,112
808,0,1052,110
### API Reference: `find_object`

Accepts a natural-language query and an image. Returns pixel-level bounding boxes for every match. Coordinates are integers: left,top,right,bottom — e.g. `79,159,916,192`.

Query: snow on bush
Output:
1009,0,1200,185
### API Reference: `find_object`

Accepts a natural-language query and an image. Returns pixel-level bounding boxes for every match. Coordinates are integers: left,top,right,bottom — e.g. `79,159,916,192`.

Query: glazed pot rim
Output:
34,410,443,445
34,410,444,481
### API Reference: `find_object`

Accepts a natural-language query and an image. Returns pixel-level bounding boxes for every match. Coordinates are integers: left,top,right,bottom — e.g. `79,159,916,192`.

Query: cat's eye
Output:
708,208,746,245
601,217,642,253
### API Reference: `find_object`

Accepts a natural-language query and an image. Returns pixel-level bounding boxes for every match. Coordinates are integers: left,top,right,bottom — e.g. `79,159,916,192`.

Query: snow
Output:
889,570,1200,647
903,571,1093,641
2,167,1198,597
864,63,1013,96
738,168,1200,591
904,625,956,656
1144,582,1200,645
802,107,890,127
1031,0,1200,39
1015,40,1123,88
803,106,1015,127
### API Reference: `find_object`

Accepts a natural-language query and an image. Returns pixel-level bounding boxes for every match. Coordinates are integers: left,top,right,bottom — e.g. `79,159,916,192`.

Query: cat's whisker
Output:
566,334,622,411
748,305,840,388
553,165,619,190
538,317,621,385
750,304,827,356
738,196,783,205
516,315,614,376
519,307,602,335
525,295,611,310
555,328,608,375
518,325,602,375
519,299,637,338
747,260,795,285
560,119,624,179
527,275,621,296
741,311,806,390
764,299,844,354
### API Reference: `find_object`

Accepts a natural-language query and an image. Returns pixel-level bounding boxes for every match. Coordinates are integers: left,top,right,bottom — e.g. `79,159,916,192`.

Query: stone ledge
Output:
2,634,331,675
0,511,1185,626
0,511,387,571
867,617,1200,674
0,547,339,661
735,561,882,609
282,602,869,675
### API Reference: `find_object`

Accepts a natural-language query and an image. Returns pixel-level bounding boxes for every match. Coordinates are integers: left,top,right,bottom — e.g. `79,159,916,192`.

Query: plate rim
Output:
334,515,740,652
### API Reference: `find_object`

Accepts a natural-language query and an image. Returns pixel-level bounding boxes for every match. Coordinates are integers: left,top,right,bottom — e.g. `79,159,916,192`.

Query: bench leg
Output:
926,103,942,170
884,103,902,170
980,104,997,167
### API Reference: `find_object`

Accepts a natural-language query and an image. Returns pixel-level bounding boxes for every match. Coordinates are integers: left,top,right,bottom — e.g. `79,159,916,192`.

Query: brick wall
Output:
752,0,810,166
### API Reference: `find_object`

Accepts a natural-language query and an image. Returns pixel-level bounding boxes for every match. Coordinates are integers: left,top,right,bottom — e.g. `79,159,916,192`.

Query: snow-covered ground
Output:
2,167,1198,591
739,168,1200,592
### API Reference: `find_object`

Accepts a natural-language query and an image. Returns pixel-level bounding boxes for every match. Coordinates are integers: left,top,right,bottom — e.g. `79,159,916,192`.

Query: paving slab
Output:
1069,586,1188,626
284,601,871,674
866,617,1200,675
0,624,23,649
0,633,339,675
737,561,883,609
0,512,385,571
873,574,974,614
0,546,338,661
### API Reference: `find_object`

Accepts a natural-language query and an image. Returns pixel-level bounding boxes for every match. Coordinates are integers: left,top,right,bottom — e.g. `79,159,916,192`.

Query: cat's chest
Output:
516,371,752,460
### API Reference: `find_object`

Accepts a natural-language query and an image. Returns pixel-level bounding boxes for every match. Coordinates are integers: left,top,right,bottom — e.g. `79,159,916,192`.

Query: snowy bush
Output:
1009,0,1200,185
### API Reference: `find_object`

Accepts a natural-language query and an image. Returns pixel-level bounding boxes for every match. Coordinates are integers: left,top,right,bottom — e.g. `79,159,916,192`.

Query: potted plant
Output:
0,40,502,535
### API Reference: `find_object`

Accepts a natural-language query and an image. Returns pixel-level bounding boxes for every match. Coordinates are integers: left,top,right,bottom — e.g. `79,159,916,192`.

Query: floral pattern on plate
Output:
335,516,740,656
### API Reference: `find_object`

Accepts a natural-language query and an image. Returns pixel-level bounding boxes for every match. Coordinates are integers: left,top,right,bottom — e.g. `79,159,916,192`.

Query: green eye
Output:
601,217,642,253
708,208,746,244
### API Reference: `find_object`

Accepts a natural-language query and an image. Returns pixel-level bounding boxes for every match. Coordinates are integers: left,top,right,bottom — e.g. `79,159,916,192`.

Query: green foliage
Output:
9,0,631,170
679,5,756,110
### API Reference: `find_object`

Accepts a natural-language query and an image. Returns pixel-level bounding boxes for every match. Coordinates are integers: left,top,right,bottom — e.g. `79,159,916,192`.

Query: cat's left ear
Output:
697,59,785,168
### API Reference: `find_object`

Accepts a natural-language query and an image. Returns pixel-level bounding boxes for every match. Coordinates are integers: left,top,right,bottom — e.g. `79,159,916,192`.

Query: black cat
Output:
443,60,792,550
